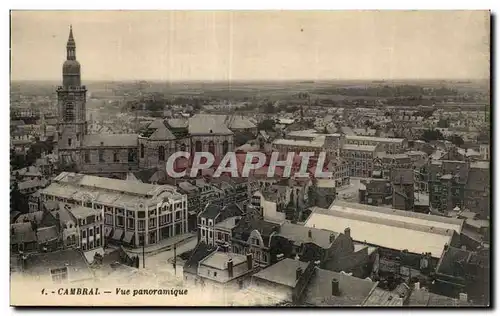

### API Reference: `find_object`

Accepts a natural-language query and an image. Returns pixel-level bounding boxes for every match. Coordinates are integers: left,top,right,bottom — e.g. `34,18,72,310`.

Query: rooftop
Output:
52,172,178,198
188,114,233,135
273,137,325,148
67,205,100,219
253,258,309,288
342,144,378,152
214,216,242,230
345,135,405,143
23,249,94,283
201,251,248,270
305,200,463,258
277,222,338,249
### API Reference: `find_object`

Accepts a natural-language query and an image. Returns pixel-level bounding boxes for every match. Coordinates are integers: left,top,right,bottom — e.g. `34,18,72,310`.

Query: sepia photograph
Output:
9,10,491,307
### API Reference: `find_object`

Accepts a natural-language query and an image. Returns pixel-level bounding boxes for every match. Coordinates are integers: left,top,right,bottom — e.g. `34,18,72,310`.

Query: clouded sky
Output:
11,10,490,81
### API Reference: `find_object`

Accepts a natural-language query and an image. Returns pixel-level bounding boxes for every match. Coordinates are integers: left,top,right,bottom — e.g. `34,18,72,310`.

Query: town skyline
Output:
11,10,490,82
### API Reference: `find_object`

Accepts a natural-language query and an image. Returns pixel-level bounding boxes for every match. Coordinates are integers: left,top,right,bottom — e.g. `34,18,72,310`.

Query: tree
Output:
448,134,465,147
421,129,445,142
437,119,450,128
257,119,276,132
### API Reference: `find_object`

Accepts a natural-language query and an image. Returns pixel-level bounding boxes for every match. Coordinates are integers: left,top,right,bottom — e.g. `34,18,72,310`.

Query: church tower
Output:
56,25,87,165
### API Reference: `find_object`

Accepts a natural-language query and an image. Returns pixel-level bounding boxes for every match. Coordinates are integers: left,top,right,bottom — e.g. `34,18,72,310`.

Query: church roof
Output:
188,114,233,135
148,125,176,140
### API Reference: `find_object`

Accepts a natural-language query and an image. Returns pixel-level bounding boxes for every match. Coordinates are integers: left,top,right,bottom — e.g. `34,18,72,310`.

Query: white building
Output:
39,172,188,247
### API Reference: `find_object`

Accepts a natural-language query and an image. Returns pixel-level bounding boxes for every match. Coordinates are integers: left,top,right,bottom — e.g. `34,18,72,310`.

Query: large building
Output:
55,26,235,178
39,172,187,247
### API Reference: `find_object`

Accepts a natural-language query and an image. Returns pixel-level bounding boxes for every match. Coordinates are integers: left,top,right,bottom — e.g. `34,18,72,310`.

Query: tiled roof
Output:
277,223,338,249
23,249,94,282
304,268,378,306
183,242,217,275
36,226,59,243
188,114,233,135
11,222,36,244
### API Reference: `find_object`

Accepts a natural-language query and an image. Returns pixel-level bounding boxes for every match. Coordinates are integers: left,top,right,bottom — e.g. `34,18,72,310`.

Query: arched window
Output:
64,102,75,121
208,141,215,155
195,141,202,152
158,146,165,161
140,144,145,158
222,141,229,155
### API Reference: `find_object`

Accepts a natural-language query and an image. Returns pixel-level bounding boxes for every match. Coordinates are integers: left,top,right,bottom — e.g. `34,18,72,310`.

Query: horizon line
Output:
10,78,490,83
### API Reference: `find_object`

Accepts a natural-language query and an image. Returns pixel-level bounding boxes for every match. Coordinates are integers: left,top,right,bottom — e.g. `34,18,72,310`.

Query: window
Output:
98,149,104,162
217,232,222,240
208,219,213,226
117,216,124,227
68,138,72,147
180,143,186,151
140,144,145,158
104,214,113,225
113,151,119,162
158,146,165,161
82,243,87,251
222,141,229,155
213,272,217,277
95,238,100,247
195,141,202,152
90,241,94,249
149,218,156,228
159,215,167,225
208,141,215,155
209,231,212,238
76,133,80,141
175,211,181,220
84,151,90,163
96,227,100,235
82,230,86,238
127,218,135,229
64,102,75,121
89,229,93,237
138,220,145,231
128,149,136,162
50,267,68,283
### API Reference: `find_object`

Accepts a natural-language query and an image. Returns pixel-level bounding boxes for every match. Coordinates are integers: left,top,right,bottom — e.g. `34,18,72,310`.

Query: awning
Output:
105,227,112,238
112,228,124,241
123,231,134,244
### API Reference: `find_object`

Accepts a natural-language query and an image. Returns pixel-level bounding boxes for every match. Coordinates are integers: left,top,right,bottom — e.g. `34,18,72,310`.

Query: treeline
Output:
314,85,460,98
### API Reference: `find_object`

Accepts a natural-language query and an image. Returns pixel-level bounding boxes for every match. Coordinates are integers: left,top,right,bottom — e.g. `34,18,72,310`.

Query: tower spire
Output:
66,25,76,60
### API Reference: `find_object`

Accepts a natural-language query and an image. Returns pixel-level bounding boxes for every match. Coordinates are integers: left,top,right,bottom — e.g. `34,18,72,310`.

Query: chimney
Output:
461,245,467,251
246,253,253,270
459,293,468,303
414,282,420,290
444,244,449,251
296,267,303,280
308,229,312,238
227,259,234,278
331,278,340,296
344,227,351,238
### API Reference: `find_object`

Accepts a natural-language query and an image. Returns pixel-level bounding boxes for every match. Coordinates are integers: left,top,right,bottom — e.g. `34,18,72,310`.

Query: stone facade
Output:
55,27,235,178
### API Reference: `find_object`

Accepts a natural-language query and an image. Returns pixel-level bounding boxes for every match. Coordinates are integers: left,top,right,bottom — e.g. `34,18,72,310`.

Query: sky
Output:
10,10,490,82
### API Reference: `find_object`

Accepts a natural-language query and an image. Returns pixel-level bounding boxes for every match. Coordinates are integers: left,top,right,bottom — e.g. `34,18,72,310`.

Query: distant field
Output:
10,79,489,100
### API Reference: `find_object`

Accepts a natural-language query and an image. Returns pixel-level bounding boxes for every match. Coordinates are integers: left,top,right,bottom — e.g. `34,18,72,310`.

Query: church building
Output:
56,26,237,178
